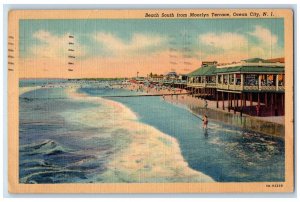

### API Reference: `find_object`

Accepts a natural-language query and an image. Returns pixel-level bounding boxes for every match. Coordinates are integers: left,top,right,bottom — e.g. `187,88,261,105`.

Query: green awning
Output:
215,66,284,74
241,58,266,63
188,65,217,76
188,62,284,76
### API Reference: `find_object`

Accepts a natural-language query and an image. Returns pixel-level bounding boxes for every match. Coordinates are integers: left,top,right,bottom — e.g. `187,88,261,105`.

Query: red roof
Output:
265,58,285,63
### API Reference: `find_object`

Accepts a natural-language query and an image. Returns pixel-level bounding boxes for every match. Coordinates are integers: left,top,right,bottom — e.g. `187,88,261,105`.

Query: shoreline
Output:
19,83,285,137
19,86,42,96
18,84,285,182
164,96,284,138
66,87,215,183
122,83,284,137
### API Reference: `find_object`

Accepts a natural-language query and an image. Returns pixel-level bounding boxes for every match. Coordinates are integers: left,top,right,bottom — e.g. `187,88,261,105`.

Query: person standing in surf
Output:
202,114,208,129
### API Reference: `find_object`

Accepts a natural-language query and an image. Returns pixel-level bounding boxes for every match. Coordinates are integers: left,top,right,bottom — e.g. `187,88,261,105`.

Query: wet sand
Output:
124,83,284,137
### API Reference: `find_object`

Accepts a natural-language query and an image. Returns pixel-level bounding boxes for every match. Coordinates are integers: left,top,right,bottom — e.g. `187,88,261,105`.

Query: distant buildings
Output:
164,71,178,80
147,72,187,88
147,73,164,83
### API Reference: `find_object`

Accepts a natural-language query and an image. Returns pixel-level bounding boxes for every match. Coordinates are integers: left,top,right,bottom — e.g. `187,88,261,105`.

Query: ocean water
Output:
19,79,68,87
19,81,285,183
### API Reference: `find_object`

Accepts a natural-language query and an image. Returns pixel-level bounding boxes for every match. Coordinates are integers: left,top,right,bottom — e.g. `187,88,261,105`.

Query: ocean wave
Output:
21,169,87,184
65,88,214,183
20,140,68,156
19,138,107,183
19,86,42,96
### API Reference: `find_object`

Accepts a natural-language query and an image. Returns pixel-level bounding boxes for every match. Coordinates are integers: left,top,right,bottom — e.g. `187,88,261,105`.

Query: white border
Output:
1,1,299,201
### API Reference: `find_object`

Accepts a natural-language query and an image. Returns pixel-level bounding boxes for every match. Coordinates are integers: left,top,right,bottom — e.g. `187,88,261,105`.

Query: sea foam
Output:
65,88,214,183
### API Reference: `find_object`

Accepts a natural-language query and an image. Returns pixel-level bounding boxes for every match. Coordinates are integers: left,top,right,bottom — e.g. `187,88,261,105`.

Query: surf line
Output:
65,87,215,182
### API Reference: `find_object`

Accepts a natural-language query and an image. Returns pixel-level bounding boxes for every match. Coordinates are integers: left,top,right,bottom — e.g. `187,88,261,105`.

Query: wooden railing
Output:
228,85,243,91
206,83,216,88
187,82,217,88
278,86,285,91
243,86,259,91
187,83,205,88
216,83,229,90
260,86,276,91
190,82,285,91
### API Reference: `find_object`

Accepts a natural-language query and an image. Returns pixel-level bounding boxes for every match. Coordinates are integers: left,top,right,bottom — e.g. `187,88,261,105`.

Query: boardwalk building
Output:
187,58,285,116
187,61,217,99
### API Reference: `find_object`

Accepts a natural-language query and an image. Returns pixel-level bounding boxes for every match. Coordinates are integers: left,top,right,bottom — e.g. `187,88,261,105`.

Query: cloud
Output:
93,32,167,55
198,26,283,62
199,32,248,51
19,51,201,78
247,25,281,59
20,26,284,78
29,30,86,59
248,25,278,46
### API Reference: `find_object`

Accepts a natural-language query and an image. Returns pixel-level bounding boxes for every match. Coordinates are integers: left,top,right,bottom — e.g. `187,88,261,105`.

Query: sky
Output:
19,18,284,78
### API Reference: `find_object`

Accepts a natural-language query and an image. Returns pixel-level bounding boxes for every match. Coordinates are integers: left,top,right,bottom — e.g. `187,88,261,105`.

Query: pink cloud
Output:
19,51,201,78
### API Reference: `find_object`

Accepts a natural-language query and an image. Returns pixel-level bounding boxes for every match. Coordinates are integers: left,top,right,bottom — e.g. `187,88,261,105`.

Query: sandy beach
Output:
123,83,284,126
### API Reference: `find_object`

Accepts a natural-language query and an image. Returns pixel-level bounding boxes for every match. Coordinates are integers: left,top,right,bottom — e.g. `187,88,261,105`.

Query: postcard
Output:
7,9,294,193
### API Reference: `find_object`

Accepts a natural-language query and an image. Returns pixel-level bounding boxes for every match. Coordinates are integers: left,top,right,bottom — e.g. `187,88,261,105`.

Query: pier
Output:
100,92,190,98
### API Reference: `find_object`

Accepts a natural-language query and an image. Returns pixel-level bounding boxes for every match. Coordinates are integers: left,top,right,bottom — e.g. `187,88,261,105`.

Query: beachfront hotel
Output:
187,58,285,117
186,61,218,99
